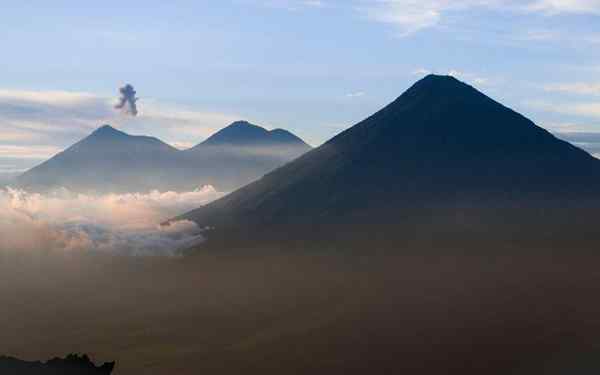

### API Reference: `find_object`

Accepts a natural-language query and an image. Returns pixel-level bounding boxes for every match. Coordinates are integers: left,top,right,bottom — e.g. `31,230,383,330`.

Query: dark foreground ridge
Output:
0,354,114,375
179,75,600,252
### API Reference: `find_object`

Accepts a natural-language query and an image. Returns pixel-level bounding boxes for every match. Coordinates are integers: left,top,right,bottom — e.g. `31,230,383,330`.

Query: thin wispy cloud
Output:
561,102,600,119
0,89,100,107
412,68,432,76
517,29,563,41
543,122,597,132
545,83,600,95
346,91,366,98
359,0,454,36
447,70,490,86
253,0,326,11
0,164,27,173
302,0,325,7
357,0,600,36
527,99,600,120
0,129,38,142
0,145,62,159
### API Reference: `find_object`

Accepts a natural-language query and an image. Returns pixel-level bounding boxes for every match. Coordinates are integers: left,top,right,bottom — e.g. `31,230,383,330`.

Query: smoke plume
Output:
115,84,138,116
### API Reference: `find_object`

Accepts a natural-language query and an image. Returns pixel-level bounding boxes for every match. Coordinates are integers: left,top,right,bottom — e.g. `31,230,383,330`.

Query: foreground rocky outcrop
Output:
0,354,114,374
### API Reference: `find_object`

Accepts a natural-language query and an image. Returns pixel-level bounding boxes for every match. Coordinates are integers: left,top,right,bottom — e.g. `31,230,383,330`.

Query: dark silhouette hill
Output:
180,75,600,251
17,122,311,193
0,354,114,374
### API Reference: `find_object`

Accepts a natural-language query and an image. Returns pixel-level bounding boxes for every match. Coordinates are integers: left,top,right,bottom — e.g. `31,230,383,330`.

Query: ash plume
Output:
115,84,138,116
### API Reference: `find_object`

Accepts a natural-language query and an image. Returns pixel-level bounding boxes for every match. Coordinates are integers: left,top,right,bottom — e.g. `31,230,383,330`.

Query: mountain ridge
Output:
17,121,311,193
179,75,600,252
196,120,309,148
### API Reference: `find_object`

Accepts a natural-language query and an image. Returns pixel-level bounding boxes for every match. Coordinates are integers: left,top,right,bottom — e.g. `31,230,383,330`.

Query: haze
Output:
2,2,600,375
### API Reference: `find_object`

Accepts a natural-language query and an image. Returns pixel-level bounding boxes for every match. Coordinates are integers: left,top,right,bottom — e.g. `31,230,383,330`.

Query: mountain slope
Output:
18,125,179,193
177,121,311,191
196,120,309,148
180,75,600,251
18,122,311,193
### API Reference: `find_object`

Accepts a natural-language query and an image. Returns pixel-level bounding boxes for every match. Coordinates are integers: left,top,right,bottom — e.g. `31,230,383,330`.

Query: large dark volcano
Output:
180,75,600,251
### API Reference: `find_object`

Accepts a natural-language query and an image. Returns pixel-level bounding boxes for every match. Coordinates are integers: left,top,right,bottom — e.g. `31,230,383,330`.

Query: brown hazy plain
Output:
2,251,600,374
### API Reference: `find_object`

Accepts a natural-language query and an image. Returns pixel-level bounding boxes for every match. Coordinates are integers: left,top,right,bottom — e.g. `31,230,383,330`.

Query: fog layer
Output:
0,185,223,255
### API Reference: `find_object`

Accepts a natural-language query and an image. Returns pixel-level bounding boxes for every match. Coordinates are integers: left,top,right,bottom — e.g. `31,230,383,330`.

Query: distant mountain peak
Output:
199,120,309,148
90,124,128,138
18,120,311,193
229,120,253,127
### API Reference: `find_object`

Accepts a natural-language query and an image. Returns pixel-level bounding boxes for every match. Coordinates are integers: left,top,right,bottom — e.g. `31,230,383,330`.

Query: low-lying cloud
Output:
0,185,224,255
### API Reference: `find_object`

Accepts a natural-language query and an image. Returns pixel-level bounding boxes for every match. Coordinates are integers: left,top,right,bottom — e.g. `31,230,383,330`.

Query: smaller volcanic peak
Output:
89,124,128,139
198,121,309,148
201,121,270,146
17,125,179,193
17,120,311,193
71,125,176,152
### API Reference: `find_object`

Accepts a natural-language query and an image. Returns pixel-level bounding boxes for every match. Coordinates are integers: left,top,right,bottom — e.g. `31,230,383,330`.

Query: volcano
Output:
180,75,600,251
17,122,310,193
195,120,309,147
17,125,179,193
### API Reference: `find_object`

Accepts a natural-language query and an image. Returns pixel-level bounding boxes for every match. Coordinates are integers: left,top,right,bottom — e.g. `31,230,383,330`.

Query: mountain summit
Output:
180,75,600,251
89,124,128,138
175,121,311,190
18,125,178,193
199,121,309,147
72,124,175,152
18,122,311,193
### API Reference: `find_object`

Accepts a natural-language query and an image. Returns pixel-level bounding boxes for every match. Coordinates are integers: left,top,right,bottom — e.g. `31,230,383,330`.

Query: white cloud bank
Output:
0,185,224,256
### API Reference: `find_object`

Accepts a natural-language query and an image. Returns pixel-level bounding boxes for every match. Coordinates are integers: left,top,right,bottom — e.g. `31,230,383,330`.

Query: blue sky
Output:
1,0,600,173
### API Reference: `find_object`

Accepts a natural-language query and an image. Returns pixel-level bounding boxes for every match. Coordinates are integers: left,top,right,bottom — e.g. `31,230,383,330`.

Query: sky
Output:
1,0,600,175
